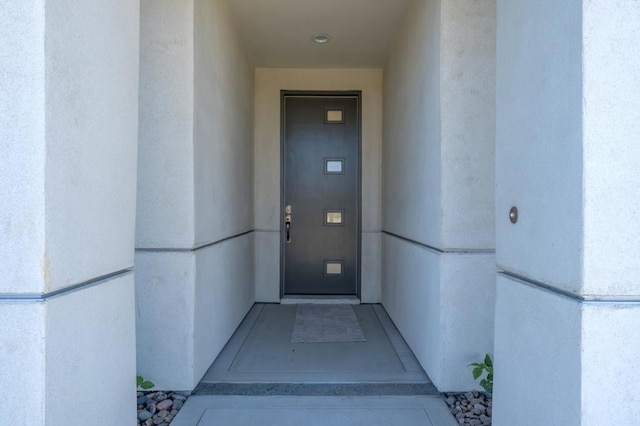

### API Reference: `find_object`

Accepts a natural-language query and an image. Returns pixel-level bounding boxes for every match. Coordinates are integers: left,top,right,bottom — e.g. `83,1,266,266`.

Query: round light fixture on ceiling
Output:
312,33,331,44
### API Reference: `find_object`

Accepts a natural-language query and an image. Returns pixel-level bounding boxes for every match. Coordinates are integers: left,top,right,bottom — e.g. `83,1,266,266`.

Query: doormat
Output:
291,304,367,343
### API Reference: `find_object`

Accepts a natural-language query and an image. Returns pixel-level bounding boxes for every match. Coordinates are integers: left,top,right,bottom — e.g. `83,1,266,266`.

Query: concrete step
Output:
171,395,457,426
193,382,440,396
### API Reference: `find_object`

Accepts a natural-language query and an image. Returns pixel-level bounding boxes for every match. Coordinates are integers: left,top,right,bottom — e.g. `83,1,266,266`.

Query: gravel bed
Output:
445,390,492,425
137,391,190,426
136,388,488,425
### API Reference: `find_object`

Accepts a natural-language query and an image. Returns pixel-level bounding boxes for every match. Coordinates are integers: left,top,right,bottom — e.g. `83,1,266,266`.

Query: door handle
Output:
285,214,292,243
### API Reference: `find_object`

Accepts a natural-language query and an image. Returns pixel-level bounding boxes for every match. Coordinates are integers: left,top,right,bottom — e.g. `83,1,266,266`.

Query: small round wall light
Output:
312,33,331,44
509,206,518,224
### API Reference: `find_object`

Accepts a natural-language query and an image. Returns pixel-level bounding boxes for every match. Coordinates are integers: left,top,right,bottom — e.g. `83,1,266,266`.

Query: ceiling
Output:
229,0,414,68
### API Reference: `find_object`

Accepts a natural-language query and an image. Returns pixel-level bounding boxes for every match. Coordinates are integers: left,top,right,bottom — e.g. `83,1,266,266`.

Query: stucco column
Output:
0,1,139,425
382,0,496,391
136,0,255,390
494,1,640,424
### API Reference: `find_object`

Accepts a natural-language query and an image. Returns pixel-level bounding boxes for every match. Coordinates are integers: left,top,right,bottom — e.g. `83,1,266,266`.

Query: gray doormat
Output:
291,304,367,343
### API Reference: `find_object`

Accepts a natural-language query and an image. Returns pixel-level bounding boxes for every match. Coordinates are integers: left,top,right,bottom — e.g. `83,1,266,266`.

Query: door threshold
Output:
281,296,360,305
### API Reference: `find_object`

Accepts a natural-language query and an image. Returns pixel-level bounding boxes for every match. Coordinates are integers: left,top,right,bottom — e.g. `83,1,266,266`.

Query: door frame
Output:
279,90,362,298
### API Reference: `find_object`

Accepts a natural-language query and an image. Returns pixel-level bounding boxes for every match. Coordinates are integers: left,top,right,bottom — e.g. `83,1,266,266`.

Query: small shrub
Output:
137,375,155,390
468,354,493,394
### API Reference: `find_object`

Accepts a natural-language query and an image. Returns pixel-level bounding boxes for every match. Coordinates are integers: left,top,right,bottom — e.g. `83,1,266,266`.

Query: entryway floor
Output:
171,303,457,426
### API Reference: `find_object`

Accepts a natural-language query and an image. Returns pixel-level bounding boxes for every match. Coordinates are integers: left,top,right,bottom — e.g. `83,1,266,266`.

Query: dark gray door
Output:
282,94,360,295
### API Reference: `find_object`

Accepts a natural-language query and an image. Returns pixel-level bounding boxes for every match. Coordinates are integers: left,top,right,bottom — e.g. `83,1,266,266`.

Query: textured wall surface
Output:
0,302,46,425
495,0,583,293
440,0,496,250
194,0,254,245
0,1,46,294
581,304,640,425
494,1,640,425
579,3,640,422
46,275,136,425
137,0,195,248
382,0,496,391
44,0,139,291
0,1,139,425
136,0,255,389
582,0,640,296
135,251,196,389
382,0,441,247
493,275,582,426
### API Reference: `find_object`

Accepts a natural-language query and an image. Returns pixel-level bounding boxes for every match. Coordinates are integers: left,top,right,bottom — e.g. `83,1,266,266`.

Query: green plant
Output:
137,375,155,390
468,354,493,394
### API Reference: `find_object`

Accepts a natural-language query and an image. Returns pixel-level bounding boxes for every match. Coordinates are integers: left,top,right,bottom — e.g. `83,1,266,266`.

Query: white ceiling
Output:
229,0,413,68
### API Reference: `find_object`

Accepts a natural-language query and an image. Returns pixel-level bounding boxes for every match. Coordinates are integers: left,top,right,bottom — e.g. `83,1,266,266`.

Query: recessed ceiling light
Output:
312,33,331,44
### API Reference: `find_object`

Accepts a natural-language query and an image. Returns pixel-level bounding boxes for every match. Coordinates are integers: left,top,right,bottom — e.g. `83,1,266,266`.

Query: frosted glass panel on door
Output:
326,109,344,123
325,262,343,275
325,160,343,174
326,211,343,225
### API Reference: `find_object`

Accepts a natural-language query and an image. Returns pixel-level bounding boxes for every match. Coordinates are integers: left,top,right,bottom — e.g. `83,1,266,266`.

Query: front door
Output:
282,93,360,296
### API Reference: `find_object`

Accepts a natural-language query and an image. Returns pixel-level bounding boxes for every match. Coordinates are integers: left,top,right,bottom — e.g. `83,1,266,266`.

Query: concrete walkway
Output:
171,304,457,426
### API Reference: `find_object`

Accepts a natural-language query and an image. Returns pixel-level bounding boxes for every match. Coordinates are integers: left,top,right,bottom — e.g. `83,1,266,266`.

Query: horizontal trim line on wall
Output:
382,231,495,254
500,271,640,304
136,230,255,253
0,268,133,302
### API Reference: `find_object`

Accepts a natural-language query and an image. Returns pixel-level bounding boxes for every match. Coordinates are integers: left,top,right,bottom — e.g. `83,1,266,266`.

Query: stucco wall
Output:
383,0,441,247
46,275,136,425
0,1,46,295
137,0,255,390
580,4,640,420
137,0,195,248
493,276,582,426
0,1,139,425
0,303,46,425
495,0,583,293
494,1,640,425
194,0,254,245
44,0,139,291
382,0,496,391
440,0,496,250
254,68,383,303
582,0,640,296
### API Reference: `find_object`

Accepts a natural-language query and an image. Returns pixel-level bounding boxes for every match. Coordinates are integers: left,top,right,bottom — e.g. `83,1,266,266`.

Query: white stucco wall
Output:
138,0,195,249
440,0,496,250
493,275,582,426
136,252,196,389
494,2,640,425
382,236,496,391
193,234,255,381
0,1,46,294
382,0,496,391
194,0,254,245
582,0,640,297
136,0,255,389
1,1,139,424
495,0,583,293
581,304,640,424
382,0,441,247
46,275,136,425
254,68,383,303
383,0,495,250
136,236,255,391
579,4,640,420
0,302,46,425
44,0,139,291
